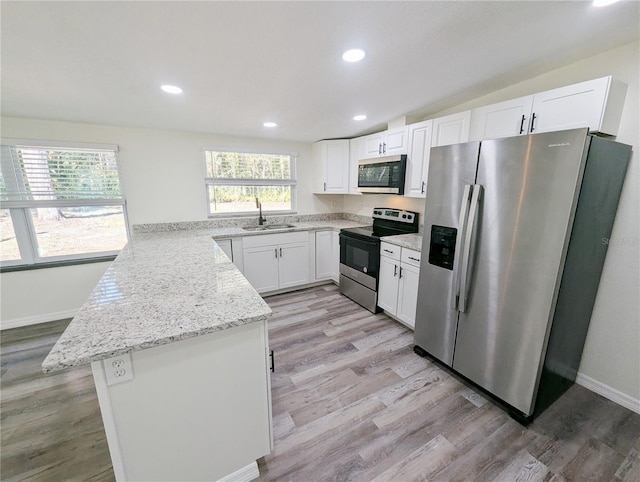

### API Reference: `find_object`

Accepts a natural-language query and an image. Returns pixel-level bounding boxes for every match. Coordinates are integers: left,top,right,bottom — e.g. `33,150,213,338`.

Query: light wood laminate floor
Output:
2,284,639,481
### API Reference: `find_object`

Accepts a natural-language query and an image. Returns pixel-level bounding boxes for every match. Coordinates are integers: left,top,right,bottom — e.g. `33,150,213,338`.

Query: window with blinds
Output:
204,150,297,215
0,141,129,268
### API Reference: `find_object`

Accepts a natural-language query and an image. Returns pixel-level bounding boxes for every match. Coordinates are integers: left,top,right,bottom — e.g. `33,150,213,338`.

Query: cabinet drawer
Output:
242,231,308,248
380,242,401,261
401,248,422,267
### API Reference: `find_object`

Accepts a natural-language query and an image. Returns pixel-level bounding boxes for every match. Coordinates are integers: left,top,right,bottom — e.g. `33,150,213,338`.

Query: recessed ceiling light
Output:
263,122,278,128
353,114,367,121
592,0,620,6
342,49,366,63
161,84,183,94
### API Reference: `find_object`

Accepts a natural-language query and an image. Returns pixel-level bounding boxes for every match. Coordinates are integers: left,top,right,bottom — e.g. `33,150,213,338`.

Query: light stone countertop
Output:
209,219,369,239
42,219,369,373
380,233,424,252
42,229,273,372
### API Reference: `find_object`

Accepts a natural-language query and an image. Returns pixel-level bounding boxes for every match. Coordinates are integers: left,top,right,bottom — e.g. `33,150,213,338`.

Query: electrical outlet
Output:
104,352,134,386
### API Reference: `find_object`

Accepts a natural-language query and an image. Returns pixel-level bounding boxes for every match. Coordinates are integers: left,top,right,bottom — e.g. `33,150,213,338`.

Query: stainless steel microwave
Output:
357,154,407,194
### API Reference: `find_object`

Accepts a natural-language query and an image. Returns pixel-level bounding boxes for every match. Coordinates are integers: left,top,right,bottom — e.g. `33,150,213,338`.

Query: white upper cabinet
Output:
529,76,626,135
362,132,386,157
405,120,433,198
470,76,627,141
432,111,472,147
348,137,363,195
361,126,409,157
383,126,410,155
469,96,535,141
312,139,350,194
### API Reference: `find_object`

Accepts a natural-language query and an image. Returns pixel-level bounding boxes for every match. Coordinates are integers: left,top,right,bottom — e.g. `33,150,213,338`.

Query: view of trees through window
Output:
205,151,295,214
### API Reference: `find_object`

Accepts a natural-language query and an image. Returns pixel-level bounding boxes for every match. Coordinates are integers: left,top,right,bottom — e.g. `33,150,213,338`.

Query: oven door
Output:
339,233,380,280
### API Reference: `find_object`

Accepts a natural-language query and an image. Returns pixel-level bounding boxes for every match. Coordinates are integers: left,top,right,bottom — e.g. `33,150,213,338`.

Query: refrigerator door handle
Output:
451,184,473,311
459,184,483,313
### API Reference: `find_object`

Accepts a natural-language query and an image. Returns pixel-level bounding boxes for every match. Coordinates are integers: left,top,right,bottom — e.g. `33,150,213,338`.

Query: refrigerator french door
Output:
414,128,631,420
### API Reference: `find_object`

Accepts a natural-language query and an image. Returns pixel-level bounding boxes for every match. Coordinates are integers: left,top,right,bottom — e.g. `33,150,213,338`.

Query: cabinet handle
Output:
383,249,394,254
408,256,420,262
383,142,386,154
530,113,536,132
378,143,382,155
394,264,398,277
421,181,426,194
323,182,326,192
279,248,283,258
399,267,403,279
519,114,526,134
270,350,275,372
275,248,278,258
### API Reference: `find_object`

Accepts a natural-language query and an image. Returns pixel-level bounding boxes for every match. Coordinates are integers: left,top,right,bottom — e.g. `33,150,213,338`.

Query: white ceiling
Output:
1,1,638,143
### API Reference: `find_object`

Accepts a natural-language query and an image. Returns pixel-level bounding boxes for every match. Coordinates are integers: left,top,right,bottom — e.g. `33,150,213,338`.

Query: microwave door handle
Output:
459,184,482,313
451,184,472,311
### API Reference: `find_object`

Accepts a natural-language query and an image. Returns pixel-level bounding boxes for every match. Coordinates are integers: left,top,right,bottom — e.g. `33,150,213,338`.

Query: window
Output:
204,150,296,215
0,140,128,269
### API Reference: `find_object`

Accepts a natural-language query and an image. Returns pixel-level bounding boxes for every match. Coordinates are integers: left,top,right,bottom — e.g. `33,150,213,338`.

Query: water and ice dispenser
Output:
428,225,457,270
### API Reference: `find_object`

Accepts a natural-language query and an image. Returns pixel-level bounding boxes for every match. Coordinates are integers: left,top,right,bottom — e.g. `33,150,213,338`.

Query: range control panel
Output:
372,208,417,224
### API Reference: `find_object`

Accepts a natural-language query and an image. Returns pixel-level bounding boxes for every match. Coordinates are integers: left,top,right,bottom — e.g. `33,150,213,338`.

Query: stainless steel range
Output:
339,208,419,312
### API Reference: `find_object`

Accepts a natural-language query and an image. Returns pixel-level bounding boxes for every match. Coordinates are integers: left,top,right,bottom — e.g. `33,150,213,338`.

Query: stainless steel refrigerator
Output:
414,128,631,422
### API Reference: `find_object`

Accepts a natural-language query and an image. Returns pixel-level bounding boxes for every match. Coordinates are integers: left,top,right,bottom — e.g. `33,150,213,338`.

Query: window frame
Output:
203,147,298,218
0,139,130,270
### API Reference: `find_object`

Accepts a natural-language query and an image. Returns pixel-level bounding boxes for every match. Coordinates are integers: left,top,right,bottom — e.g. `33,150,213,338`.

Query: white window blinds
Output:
1,143,123,208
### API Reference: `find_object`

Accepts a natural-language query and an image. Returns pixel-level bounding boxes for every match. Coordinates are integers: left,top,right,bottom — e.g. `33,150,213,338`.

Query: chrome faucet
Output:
256,197,266,225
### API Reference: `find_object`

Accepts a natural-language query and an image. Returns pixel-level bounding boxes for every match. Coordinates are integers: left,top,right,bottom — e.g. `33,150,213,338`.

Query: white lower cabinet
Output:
243,232,309,293
378,242,422,329
315,230,339,281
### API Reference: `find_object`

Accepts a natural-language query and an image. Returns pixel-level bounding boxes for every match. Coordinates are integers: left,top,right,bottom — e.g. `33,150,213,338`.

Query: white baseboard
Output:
576,372,640,414
217,461,260,482
0,309,77,330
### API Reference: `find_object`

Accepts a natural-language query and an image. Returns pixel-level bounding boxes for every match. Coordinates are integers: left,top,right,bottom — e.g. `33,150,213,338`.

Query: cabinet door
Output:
377,255,399,315
331,231,340,281
362,132,385,157
324,140,349,193
469,96,534,141
405,120,433,198
243,245,279,293
278,242,310,289
315,231,333,280
397,262,420,329
530,76,615,134
384,126,409,155
215,239,233,261
349,137,364,194
432,111,472,147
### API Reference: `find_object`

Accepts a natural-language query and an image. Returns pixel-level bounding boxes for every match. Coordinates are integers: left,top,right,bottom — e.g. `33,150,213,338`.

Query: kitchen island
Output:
42,229,273,482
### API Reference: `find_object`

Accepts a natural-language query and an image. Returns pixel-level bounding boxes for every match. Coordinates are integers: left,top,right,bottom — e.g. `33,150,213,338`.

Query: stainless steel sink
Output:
242,226,268,231
242,224,295,232
264,224,295,230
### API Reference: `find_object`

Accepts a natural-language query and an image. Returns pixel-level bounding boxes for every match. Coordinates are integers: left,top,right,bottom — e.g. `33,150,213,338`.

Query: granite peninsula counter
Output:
42,229,276,482
42,229,272,373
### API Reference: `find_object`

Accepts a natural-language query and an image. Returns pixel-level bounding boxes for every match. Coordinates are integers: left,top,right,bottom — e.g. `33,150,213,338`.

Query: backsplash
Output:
132,212,371,234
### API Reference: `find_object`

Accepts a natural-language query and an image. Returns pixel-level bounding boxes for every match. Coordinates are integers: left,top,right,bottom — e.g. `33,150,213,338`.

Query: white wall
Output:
0,262,110,328
345,41,640,405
